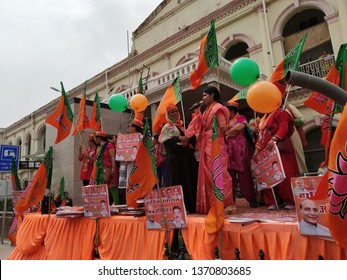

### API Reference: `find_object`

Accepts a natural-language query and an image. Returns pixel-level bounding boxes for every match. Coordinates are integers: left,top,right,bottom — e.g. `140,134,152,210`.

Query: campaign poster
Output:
115,133,141,161
251,142,285,191
144,185,187,230
291,176,332,239
81,184,110,218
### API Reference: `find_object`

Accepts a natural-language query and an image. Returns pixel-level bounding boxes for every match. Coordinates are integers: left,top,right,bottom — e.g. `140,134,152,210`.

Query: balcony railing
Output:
114,56,239,102
297,55,335,78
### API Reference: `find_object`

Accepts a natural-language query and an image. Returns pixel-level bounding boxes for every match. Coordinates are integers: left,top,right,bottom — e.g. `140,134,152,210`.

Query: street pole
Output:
1,178,9,244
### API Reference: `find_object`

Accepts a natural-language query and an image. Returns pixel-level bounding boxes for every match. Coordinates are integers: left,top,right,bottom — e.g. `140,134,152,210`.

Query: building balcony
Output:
298,55,335,78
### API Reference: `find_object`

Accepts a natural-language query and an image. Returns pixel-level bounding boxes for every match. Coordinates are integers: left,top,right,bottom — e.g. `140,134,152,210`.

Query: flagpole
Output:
77,129,85,149
156,183,171,254
180,100,186,129
100,117,104,131
271,187,279,210
217,67,221,93
282,84,292,110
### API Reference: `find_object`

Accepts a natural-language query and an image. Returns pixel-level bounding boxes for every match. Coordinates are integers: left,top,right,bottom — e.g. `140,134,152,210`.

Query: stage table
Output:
8,213,347,260
9,214,96,260
182,216,347,260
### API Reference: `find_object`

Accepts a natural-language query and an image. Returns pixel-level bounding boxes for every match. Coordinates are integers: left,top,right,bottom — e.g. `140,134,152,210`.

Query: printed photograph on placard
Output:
291,176,332,239
144,185,187,230
115,133,141,161
81,184,110,218
251,142,285,191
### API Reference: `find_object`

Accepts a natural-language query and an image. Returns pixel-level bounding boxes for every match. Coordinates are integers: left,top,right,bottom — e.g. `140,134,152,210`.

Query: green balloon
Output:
108,94,128,112
229,57,260,86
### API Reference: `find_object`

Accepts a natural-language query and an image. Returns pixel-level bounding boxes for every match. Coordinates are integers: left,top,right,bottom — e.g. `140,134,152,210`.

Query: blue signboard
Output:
0,145,20,173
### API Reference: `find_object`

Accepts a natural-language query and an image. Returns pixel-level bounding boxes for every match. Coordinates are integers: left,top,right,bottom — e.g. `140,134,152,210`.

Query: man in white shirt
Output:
299,199,331,237
293,178,309,195
146,205,161,229
172,206,185,228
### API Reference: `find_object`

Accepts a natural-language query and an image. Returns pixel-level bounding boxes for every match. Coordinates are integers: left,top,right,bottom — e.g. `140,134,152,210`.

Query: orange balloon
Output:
130,94,148,112
246,81,282,113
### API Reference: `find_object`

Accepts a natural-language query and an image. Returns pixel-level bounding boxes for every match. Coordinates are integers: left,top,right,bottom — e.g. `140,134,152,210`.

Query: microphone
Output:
189,100,203,111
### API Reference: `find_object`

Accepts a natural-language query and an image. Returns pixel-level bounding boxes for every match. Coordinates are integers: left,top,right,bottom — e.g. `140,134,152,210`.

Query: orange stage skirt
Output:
8,213,347,260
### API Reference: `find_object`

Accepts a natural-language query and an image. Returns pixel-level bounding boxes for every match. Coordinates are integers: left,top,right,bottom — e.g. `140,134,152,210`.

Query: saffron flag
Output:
205,116,224,234
89,92,102,131
126,118,158,208
45,82,74,144
11,158,21,191
324,103,347,249
304,44,347,166
72,82,90,135
304,43,347,113
152,75,182,134
189,20,219,89
15,147,53,216
270,34,307,83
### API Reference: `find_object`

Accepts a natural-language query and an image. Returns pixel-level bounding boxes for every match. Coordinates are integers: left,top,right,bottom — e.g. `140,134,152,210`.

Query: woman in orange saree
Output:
186,86,235,214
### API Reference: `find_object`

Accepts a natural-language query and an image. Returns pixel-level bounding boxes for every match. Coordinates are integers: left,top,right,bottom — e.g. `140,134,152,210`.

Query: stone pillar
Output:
335,0,347,44
162,53,171,70
325,12,343,55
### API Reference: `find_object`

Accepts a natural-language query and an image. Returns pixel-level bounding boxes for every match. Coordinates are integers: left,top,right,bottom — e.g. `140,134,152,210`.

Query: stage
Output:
8,200,347,260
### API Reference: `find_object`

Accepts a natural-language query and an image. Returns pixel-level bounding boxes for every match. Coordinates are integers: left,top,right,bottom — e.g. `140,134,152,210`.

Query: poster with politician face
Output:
291,176,332,239
81,184,110,218
144,185,187,230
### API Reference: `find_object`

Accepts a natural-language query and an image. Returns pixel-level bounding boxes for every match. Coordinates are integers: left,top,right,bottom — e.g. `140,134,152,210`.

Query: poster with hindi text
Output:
115,133,141,161
81,184,110,218
251,142,285,191
144,185,187,230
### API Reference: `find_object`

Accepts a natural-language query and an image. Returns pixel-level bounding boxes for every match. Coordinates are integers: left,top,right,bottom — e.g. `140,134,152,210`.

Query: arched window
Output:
25,134,32,157
37,126,46,153
224,42,249,62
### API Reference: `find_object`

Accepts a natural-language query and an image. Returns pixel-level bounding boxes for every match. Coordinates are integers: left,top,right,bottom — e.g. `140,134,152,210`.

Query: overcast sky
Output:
0,0,163,128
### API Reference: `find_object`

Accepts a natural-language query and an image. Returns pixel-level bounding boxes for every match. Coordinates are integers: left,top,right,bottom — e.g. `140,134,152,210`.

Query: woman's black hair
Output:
228,106,238,114
204,86,221,103
130,123,143,133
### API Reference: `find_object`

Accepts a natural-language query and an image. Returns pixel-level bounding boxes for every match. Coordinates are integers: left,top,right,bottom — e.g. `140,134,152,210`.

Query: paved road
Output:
0,241,14,260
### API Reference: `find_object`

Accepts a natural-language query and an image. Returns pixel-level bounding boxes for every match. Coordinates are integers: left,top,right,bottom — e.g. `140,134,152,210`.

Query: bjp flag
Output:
45,82,74,144
305,44,347,166
189,20,219,89
15,147,53,216
126,118,158,208
72,92,89,136
270,34,306,84
205,116,224,234
89,92,102,131
152,75,182,134
325,103,347,249
11,158,21,191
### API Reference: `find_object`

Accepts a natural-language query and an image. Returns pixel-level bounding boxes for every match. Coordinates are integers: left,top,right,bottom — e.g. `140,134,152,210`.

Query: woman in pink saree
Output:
186,86,235,214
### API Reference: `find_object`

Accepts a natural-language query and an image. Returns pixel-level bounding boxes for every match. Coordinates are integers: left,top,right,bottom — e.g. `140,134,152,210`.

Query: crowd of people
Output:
71,84,310,217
